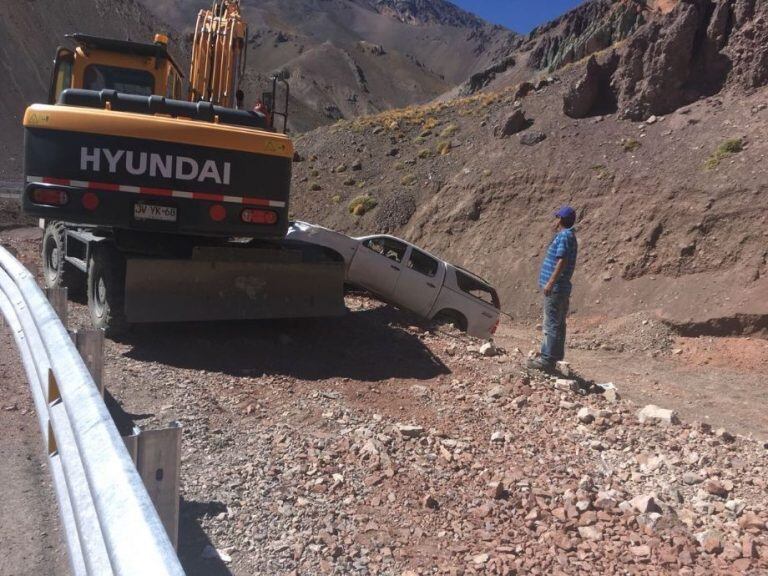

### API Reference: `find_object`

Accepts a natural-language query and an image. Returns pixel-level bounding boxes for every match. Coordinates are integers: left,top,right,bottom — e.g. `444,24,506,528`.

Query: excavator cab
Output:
48,34,184,104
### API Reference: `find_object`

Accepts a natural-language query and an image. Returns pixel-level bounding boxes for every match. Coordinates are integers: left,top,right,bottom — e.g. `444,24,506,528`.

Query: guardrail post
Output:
122,426,141,465
45,287,68,329
136,422,182,549
73,330,104,396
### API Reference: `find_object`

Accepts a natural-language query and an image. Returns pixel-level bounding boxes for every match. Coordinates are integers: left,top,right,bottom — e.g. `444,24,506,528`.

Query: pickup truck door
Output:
347,236,408,299
392,247,444,317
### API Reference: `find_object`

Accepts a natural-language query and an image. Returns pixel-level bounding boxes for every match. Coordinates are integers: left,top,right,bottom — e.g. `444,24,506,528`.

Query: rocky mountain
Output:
136,0,519,132
289,0,768,329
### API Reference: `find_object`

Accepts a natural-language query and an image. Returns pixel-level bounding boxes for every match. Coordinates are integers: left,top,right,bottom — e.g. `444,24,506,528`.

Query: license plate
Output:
134,202,177,222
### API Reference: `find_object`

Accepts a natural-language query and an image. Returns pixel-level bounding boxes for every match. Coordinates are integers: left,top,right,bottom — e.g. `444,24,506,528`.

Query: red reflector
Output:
491,319,499,334
209,204,227,222
241,209,278,225
31,188,68,206
81,192,99,211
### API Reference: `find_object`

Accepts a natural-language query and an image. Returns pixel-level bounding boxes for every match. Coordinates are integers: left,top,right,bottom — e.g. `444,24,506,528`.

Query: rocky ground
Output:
1,224,767,575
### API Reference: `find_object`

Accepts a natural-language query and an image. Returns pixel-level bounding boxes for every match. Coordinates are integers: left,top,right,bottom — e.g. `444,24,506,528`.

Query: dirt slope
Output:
289,0,768,331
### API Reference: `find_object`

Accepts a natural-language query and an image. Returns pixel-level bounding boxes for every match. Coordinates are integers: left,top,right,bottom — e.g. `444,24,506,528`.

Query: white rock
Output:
554,379,579,393
202,545,232,563
578,526,602,540
577,407,597,424
556,361,572,376
396,424,425,438
637,404,680,425
490,431,505,443
479,342,498,357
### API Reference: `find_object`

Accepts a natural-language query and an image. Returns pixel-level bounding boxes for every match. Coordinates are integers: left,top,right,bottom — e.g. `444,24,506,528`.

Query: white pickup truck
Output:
287,222,501,339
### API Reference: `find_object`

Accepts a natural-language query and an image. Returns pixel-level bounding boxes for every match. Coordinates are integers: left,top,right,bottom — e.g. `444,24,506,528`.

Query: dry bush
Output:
348,195,378,216
440,124,459,138
436,141,452,155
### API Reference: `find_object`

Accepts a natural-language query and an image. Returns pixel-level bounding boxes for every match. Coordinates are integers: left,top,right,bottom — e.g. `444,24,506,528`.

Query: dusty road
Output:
0,328,68,576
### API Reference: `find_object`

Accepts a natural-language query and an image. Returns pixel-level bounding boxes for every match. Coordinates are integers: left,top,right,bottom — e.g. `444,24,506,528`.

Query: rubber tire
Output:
87,244,128,337
42,222,85,295
433,310,468,333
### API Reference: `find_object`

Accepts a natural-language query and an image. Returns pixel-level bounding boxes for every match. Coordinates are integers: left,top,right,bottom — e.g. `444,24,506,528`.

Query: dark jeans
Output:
541,291,570,365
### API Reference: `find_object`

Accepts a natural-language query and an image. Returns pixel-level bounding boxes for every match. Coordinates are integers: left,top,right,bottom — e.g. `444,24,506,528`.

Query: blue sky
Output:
452,0,585,34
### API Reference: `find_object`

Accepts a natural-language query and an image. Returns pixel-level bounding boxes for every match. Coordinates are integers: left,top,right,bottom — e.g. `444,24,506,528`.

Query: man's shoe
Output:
526,356,554,372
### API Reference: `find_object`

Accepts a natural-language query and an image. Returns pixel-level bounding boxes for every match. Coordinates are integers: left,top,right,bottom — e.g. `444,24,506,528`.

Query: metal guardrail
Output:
0,245,185,576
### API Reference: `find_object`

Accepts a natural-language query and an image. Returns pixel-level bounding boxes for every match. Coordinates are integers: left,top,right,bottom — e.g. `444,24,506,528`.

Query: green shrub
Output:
436,141,452,155
348,195,378,216
310,182,322,191
705,138,744,170
622,138,641,152
331,194,341,204
419,129,432,138
418,149,431,159
591,165,611,180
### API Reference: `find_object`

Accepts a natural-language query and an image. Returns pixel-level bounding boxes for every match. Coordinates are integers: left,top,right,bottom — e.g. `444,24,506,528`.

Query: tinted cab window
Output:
456,270,500,308
83,65,155,95
408,249,439,277
362,237,407,263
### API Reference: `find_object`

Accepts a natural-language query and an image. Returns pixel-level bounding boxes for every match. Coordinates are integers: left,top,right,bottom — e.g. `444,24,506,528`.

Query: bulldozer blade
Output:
124,245,347,323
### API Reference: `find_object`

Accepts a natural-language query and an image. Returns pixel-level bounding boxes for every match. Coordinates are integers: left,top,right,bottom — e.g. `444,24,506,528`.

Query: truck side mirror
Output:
49,47,74,104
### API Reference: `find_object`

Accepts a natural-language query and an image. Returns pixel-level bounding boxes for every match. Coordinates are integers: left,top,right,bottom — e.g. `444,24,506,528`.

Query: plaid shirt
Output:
539,228,578,294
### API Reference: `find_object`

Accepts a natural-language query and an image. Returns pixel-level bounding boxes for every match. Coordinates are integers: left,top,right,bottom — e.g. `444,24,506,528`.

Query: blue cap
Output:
555,205,576,219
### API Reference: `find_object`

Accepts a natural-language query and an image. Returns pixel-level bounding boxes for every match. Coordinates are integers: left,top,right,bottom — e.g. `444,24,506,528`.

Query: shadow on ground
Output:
119,305,450,381
178,499,233,576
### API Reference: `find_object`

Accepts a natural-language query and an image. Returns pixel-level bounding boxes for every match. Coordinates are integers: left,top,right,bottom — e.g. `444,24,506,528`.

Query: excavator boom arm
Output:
189,0,248,108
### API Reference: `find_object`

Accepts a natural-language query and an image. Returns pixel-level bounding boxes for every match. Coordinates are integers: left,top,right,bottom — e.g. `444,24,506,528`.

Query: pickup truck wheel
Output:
433,310,468,333
87,245,128,337
42,222,85,295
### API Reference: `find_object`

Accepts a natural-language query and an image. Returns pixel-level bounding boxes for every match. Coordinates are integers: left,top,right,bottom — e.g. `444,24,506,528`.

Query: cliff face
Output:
564,0,768,120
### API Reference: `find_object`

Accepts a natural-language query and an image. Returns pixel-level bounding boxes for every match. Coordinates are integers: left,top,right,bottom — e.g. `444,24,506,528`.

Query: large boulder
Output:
563,54,618,118
499,110,530,137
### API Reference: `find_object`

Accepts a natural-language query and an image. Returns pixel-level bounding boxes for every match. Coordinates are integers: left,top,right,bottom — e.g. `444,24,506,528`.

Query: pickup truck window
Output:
362,237,407,263
456,270,500,308
408,249,438,277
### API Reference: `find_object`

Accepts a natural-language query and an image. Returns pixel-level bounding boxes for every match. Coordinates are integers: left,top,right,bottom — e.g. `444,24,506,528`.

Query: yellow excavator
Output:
22,1,343,334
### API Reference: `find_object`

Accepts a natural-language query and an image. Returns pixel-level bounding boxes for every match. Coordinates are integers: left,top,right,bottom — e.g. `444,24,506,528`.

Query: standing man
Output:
528,206,578,371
